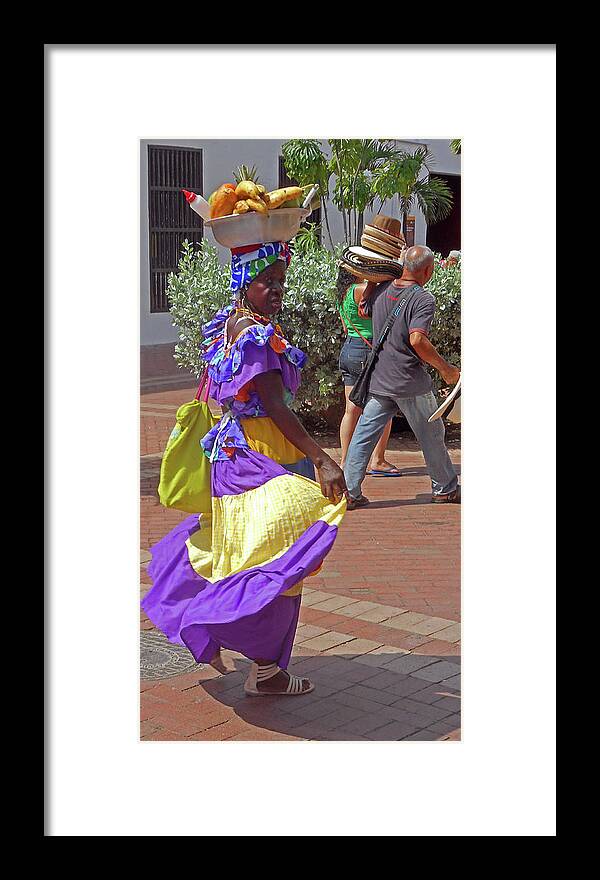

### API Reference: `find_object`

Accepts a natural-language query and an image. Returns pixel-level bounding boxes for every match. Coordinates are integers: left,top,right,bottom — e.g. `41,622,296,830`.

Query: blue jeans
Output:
339,336,371,386
344,391,458,499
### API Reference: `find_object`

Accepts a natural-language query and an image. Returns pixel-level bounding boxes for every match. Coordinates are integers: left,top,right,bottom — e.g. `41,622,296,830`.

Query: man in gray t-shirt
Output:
368,280,436,398
343,245,461,507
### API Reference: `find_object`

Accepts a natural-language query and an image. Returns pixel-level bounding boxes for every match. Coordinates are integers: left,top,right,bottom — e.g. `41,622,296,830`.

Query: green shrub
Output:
167,240,230,379
278,243,346,420
167,239,347,422
427,254,461,394
166,241,461,420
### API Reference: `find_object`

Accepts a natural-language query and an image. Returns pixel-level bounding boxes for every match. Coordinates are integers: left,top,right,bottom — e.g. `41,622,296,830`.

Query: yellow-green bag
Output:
157,372,217,515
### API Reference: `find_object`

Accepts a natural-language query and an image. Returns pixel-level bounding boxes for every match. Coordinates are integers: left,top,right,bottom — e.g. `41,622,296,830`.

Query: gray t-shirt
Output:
365,281,436,399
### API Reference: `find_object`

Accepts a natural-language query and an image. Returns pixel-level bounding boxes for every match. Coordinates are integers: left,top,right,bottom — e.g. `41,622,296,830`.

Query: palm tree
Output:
372,146,454,236
281,139,334,249
283,138,402,247
328,139,400,245
450,139,461,155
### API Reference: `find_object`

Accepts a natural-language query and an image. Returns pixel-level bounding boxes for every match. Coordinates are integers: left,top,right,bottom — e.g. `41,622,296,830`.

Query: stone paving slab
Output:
432,623,461,643
406,616,458,636
298,590,334,607
309,596,360,613
355,604,405,623
297,631,357,652
352,647,411,669
335,600,383,618
378,654,442,675
410,660,463,683
321,638,384,657
381,611,429,631
294,624,329,642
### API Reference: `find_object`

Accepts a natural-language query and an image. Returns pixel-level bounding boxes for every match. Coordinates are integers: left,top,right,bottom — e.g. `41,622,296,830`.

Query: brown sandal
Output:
431,486,461,504
347,494,370,510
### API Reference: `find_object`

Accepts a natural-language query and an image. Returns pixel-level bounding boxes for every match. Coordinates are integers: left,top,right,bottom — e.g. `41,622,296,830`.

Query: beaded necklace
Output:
221,306,287,356
231,305,284,337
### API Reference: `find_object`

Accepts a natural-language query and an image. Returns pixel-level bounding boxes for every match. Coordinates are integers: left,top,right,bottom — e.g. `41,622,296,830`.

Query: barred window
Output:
148,146,203,313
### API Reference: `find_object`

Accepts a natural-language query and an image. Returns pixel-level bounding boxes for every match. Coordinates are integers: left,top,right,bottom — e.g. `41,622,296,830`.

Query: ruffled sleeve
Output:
207,322,306,407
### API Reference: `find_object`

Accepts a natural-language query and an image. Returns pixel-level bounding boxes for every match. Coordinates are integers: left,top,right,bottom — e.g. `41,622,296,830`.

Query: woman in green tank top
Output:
336,269,398,475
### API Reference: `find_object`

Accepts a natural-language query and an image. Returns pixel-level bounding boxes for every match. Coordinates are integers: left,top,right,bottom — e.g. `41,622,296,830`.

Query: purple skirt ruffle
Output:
142,511,337,668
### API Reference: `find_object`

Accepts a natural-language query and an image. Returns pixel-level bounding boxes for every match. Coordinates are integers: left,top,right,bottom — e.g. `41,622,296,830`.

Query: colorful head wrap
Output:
230,241,291,294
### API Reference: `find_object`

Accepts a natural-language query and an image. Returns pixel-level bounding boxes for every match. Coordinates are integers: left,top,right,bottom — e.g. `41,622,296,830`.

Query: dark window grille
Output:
148,145,203,313
278,156,321,241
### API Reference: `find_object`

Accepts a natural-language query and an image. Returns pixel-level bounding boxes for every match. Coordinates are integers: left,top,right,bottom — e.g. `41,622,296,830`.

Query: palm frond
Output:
397,146,436,172
282,139,330,193
413,176,454,224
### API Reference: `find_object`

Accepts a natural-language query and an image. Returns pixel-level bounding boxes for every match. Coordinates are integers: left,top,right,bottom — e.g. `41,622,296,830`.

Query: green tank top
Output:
338,284,373,340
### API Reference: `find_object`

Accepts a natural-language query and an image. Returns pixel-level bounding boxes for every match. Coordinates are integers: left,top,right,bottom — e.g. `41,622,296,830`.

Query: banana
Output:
281,183,319,209
235,180,261,201
245,198,269,215
233,200,251,214
257,186,270,206
266,186,304,209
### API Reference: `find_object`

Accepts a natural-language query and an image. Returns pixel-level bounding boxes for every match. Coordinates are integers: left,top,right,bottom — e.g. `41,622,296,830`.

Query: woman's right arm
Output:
352,281,376,305
253,370,348,504
355,281,378,316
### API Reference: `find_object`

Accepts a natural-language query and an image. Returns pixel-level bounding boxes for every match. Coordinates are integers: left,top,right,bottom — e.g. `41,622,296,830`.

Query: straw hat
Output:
368,214,403,239
340,214,406,282
360,234,404,259
360,214,406,260
340,246,404,283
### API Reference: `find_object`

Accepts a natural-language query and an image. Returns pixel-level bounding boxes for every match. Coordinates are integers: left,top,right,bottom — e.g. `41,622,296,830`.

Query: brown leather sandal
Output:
431,486,461,504
347,494,370,510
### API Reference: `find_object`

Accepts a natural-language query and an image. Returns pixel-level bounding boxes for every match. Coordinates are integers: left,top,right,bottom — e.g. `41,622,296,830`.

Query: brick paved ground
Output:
140,356,461,742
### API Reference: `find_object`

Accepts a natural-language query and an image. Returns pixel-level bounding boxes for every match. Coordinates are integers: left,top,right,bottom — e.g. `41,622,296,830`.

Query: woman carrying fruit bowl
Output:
142,179,348,698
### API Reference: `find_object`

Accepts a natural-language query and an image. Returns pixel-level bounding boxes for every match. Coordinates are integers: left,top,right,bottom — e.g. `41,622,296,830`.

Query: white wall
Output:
140,138,460,345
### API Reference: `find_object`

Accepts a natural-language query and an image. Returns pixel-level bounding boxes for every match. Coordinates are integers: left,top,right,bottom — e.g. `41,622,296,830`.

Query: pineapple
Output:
234,164,260,185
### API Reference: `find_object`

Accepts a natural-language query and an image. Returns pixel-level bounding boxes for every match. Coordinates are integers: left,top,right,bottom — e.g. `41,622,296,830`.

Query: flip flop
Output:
366,466,403,476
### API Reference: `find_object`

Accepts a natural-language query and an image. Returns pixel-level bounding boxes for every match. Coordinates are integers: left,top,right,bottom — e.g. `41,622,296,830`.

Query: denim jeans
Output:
339,336,371,386
344,391,458,499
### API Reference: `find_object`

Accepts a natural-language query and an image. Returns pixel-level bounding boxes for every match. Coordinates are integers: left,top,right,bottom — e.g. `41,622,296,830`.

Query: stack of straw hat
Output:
340,215,406,283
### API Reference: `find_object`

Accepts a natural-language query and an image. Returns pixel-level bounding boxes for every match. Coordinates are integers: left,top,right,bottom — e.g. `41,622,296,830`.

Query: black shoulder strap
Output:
371,284,418,355
347,284,418,410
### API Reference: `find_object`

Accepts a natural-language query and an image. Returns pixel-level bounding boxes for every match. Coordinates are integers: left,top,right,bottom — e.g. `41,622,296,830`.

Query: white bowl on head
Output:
205,207,311,248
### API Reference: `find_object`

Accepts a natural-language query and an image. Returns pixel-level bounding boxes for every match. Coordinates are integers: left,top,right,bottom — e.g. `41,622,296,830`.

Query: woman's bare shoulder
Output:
353,281,375,304
352,282,366,303
226,314,257,344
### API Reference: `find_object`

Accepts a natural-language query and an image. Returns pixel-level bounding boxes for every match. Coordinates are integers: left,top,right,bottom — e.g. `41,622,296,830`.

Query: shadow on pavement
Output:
368,465,461,478
193,651,461,742
359,495,434,509
140,458,162,498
